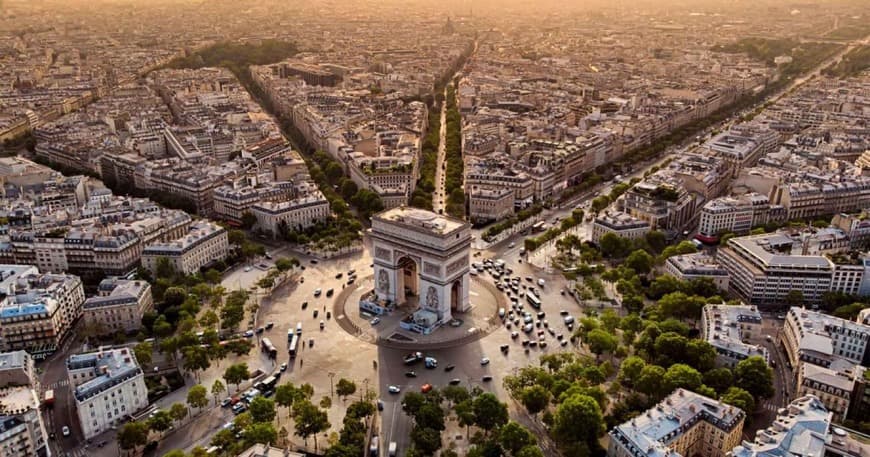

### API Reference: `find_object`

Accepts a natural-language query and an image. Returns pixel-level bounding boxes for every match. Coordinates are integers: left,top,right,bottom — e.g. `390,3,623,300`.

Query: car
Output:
300,276,305,282
480,357,490,366
444,364,455,372
508,242,515,248
388,385,401,394
335,273,343,279
233,403,247,414
424,357,438,369
301,301,308,309
313,310,319,318
265,322,274,330
243,330,254,338
560,310,569,315
310,259,318,264
62,426,70,437
313,288,322,297
500,344,509,353
377,399,384,411
560,289,565,295
540,341,548,348
482,375,493,382
404,352,423,364
326,288,334,297
320,320,325,330
498,308,506,318
525,276,533,282
347,277,356,285
561,340,569,347
405,371,417,378
511,331,519,339
765,335,773,342
538,278,545,287
370,317,381,325
280,363,287,372
308,338,314,347
449,378,461,385
265,253,273,259
256,327,265,334
420,384,433,393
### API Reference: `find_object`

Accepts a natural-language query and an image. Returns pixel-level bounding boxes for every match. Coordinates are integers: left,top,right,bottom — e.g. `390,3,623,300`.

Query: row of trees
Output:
410,105,443,210
481,205,543,240
523,208,585,252
443,85,465,218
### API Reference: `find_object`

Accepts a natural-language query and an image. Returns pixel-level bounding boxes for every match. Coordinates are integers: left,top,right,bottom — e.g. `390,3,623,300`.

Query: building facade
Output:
82,279,153,335
68,347,148,439
141,221,229,276
592,211,651,244
700,303,767,368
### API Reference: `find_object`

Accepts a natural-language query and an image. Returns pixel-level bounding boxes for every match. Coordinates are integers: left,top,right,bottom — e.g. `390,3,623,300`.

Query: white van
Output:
296,322,302,334
389,442,398,457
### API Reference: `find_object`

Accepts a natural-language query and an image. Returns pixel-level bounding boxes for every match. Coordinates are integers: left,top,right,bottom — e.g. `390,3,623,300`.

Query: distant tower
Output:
444,16,456,35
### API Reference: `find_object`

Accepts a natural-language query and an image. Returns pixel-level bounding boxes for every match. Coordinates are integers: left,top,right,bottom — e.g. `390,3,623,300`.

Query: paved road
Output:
433,87,448,215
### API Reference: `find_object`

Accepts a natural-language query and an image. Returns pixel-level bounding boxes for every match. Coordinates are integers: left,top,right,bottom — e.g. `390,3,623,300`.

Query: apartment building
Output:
696,193,775,242
716,233,870,308
666,253,730,291
591,211,651,244
67,347,148,439
729,395,831,457
468,186,514,224
768,178,870,221
141,221,229,276
82,279,153,335
780,307,870,371
0,391,50,457
620,174,698,233
236,444,305,457
0,265,85,356
0,351,36,387
608,389,745,457
700,303,767,368
705,125,779,177
251,192,331,238
465,161,535,207
796,363,856,422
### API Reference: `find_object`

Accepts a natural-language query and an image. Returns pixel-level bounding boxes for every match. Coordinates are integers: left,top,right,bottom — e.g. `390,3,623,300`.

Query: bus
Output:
43,389,54,407
288,334,299,358
261,337,277,359
526,291,541,309
531,221,546,232
258,375,279,392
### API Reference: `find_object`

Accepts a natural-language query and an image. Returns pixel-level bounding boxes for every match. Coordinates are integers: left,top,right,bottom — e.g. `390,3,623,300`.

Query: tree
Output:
685,339,717,372
133,342,153,366
211,379,226,405
250,396,277,423
224,363,250,392
320,396,332,409
335,378,357,400
293,401,330,451
626,249,654,275
519,385,550,416
785,290,805,307
499,421,537,455
664,364,703,392
241,211,258,230
617,356,646,388
734,356,774,398
340,179,358,200
164,286,187,307
275,257,295,272
442,385,471,406
586,329,617,360
636,365,667,398
645,231,667,253
720,387,756,414
170,402,188,423
517,446,546,457
591,195,610,213
228,229,247,245
410,426,443,455
165,450,187,457
472,393,509,434
148,409,173,432
703,367,734,394
118,421,149,451
346,400,375,419
415,403,446,431
599,232,631,258
455,399,476,438
187,384,209,411
552,394,604,447
245,423,278,446
402,392,426,416
182,345,211,378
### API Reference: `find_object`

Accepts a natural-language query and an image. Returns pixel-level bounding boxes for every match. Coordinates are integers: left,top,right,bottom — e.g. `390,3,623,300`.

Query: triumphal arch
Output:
369,206,472,327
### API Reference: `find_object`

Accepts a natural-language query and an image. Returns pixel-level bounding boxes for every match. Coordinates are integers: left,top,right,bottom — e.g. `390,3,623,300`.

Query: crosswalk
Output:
66,448,88,457
761,402,780,412
45,379,70,390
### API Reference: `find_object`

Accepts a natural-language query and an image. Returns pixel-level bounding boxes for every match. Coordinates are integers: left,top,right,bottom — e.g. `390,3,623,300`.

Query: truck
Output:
389,441,397,456
43,389,54,407
369,436,380,456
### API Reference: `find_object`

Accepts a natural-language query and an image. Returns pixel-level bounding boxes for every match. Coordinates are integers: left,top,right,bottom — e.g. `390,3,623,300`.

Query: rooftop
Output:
611,388,745,457
68,348,143,402
730,395,831,457
373,206,467,236
702,303,768,360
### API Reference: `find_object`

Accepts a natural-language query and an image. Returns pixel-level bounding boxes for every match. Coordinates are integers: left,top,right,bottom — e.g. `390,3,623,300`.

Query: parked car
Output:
449,379,461,385
280,363,287,372
221,398,232,407
62,426,70,437
480,357,490,366
370,317,381,326
388,385,401,394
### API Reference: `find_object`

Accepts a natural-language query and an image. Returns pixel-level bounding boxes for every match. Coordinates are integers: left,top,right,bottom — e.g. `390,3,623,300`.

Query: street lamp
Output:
328,372,335,398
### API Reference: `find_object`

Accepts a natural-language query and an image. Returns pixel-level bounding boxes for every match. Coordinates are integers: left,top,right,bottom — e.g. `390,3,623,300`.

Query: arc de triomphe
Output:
369,206,471,325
